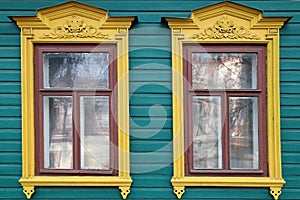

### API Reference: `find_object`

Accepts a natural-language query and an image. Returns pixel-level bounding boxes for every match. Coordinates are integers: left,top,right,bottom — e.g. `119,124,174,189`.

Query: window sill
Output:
171,176,285,199
19,176,132,199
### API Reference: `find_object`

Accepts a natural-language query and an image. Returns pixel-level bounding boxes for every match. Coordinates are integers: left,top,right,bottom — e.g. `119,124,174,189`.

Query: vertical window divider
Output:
223,92,230,170
73,91,80,171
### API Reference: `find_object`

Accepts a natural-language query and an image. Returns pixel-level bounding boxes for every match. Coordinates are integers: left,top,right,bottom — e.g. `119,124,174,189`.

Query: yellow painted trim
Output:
12,2,135,199
165,2,289,199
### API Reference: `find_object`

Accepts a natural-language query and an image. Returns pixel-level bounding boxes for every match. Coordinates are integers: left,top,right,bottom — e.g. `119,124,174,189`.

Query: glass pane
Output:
229,97,259,169
43,52,109,89
193,96,222,169
80,96,110,170
192,53,257,89
44,96,73,169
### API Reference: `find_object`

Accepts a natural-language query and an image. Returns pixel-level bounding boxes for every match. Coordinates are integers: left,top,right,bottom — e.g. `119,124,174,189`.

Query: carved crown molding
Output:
11,1,135,41
164,1,289,42
191,17,260,40
41,15,109,39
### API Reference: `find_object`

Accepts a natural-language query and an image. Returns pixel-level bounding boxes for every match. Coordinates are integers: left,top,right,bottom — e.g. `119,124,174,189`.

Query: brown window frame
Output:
183,45,268,177
34,44,118,176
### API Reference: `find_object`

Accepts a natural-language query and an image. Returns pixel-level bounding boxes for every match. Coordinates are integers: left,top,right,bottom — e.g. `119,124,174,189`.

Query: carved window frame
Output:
12,2,135,199
164,2,289,199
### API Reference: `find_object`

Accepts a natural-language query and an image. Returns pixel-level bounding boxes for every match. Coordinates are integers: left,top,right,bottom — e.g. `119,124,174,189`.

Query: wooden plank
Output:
0,118,21,129
2,1,300,11
0,23,20,34
131,163,172,175
282,164,300,176
283,176,300,189
129,48,171,59
0,129,21,140
0,106,21,117
0,188,24,199
281,59,300,71
280,189,300,200
129,94,172,105
0,152,21,164
0,58,20,70
0,164,21,175
130,82,172,93
281,83,300,94
130,117,172,129
281,47,300,59
130,59,171,69
0,83,20,94
130,23,172,35
130,140,172,152
130,129,172,140
281,35,300,47
0,46,20,58
0,94,21,105
282,152,300,164
33,187,121,199
281,24,300,35
130,105,172,117
281,94,300,105
0,141,21,152
281,71,300,82
130,35,171,46
184,187,270,199
0,176,20,187
130,70,171,82
281,106,300,117
131,175,171,187
112,11,190,22
281,129,300,141
0,35,19,46
0,70,20,81
131,152,172,163
281,118,300,129
282,141,300,152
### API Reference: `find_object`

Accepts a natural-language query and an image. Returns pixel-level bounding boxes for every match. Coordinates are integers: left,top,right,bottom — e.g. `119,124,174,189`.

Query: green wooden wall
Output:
0,0,299,199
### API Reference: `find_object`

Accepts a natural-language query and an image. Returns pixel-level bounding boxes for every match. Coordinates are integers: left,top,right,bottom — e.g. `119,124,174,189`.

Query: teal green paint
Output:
0,0,299,199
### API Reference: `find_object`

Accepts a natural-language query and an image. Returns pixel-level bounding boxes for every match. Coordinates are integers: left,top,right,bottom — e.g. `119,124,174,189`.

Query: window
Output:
184,45,267,176
12,1,135,199
164,1,289,199
34,44,118,175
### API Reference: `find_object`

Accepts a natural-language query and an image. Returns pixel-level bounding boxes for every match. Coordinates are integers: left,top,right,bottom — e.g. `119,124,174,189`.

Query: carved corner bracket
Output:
41,15,109,39
270,187,282,200
173,186,185,199
23,186,35,199
119,186,131,199
192,17,260,40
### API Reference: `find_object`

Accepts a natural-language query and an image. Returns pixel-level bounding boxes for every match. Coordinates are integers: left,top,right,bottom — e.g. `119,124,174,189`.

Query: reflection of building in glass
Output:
47,97,73,169
193,97,221,169
192,53,259,170
192,53,257,89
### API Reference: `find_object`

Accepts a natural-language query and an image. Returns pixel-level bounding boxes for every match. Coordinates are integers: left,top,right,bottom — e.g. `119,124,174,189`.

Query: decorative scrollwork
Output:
41,15,109,39
192,17,260,40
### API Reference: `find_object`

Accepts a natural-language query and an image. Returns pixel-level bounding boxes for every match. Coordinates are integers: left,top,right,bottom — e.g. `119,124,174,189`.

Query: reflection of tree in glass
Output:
48,53,109,88
192,53,256,89
193,97,220,169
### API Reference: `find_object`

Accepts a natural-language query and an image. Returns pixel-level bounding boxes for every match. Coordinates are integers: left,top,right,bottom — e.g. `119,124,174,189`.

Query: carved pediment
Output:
165,1,289,41
191,17,260,40
12,1,136,40
41,15,109,39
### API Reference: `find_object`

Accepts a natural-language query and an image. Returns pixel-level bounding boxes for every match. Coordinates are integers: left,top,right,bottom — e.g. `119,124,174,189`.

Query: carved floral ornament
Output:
191,17,260,40
41,15,109,39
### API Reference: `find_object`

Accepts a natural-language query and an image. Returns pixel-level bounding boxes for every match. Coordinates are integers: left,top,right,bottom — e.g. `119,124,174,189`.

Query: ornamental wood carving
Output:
41,15,109,39
191,17,260,40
